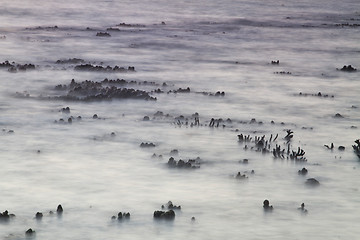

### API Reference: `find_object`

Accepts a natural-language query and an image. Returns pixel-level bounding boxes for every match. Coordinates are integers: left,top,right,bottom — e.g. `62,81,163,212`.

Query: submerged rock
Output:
305,178,320,186
298,167,308,175
25,228,35,236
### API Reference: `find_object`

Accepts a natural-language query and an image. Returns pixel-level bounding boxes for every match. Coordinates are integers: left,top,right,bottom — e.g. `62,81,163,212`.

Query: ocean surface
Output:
1,0,360,239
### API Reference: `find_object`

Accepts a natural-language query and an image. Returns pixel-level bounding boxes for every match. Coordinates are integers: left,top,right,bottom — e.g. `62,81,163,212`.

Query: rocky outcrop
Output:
153,210,175,220
52,79,156,101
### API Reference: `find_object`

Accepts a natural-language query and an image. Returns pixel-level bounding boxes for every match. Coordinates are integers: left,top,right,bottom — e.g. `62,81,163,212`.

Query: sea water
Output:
0,0,360,239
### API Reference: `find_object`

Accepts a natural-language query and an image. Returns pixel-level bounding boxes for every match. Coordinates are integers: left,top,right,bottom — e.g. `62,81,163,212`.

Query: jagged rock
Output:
96,32,111,37
56,58,85,64
339,65,357,72
153,210,175,220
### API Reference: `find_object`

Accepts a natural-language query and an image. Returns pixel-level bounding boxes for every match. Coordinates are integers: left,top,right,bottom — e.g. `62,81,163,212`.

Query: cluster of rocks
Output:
106,27,121,31
335,23,360,28
140,142,156,148
96,32,111,37
298,92,334,98
153,210,175,220
116,23,146,28
263,200,309,213
235,171,248,180
274,71,292,74
167,157,201,169
5,205,63,236
0,60,35,72
271,60,280,65
52,79,156,101
25,25,59,30
61,106,71,113
209,118,232,128
338,65,357,72
0,210,15,220
56,58,85,64
168,87,191,94
102,78,159,86
161,201,181,210
54,116,82,124
111,212,131,220
74,64,135,72
197,91,225,97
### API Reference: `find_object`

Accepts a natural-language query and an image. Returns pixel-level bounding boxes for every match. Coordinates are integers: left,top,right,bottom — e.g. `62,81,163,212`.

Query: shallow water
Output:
1,0,360,239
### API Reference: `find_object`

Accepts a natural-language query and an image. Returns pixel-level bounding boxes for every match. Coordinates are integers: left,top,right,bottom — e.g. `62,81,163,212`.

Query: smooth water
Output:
1,0,360,239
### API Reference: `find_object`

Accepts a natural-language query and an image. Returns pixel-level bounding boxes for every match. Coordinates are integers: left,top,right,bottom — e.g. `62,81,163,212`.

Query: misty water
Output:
1,0,360,239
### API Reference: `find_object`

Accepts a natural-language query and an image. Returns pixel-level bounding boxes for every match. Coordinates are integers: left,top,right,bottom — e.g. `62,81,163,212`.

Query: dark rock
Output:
338,146,345,151
61,107,70,113
116,212,130,220
25,228,35,236
57,204,63,214
143,116,150,121
305,178,320,186
163,201,181,210
56,58,85,64
153,210,175,220
0,210,10,220
263,199,273,211
140,142,156,148
35,212,43,220
298,167,308,175
96,32,111,37
339,65,357,72
51,79,156,101
334,113,344,118
167,157,201,169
